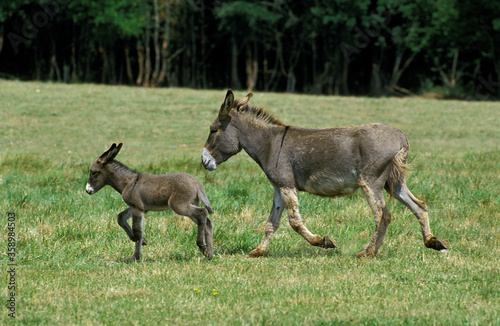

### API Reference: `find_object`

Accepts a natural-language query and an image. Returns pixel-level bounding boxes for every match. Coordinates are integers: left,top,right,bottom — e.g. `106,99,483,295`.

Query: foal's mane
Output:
236,102,286,126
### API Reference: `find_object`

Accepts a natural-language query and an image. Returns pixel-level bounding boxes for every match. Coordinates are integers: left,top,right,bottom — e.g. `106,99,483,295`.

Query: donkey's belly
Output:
302,172,359,197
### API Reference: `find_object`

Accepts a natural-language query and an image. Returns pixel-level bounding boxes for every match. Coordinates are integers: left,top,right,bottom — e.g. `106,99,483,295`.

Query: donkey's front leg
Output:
249,186,285,257
117,208,146,245
280,187,338,250
128,209,145,262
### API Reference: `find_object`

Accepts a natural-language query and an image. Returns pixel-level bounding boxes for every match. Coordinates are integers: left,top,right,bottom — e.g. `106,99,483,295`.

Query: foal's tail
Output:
198,188,213,214
387,146,409,197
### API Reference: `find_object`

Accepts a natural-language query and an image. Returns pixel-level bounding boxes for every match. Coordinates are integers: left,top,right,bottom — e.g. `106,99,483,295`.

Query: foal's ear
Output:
219,89,234,118
97,143,123,164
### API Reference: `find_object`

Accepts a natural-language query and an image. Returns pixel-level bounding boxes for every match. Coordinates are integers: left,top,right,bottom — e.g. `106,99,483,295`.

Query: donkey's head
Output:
202,90,253,171
86,143,122,195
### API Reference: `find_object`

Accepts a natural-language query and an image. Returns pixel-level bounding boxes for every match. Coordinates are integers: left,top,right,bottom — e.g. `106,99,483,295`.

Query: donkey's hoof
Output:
323,236,338,249
204,251,214,260
425,237,449,251
248,248,264,258
356,249,377,258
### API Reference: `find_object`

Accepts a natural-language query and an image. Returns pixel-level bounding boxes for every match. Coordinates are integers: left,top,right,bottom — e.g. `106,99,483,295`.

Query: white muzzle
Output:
86,183,95,195
202,148,217,171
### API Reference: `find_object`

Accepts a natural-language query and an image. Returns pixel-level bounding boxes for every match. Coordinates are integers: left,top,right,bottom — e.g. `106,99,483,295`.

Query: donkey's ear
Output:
237,92,253,107
219,89,234,118
97,143,122,164
107,143,122,161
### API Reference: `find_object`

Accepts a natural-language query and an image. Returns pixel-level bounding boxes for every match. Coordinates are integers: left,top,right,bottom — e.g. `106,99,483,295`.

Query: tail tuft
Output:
389,147,409,197
198,188,213,214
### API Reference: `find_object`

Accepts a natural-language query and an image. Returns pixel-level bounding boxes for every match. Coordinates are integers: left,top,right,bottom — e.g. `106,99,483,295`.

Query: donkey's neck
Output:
237,116,287,169
106,161,139,194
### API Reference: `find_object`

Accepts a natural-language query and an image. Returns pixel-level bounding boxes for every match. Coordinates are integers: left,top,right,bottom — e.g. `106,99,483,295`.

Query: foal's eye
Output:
91,171,99,178
210,129,218,135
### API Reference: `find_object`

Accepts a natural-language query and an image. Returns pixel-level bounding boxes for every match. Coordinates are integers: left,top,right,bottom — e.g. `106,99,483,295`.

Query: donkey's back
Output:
281,123,408,196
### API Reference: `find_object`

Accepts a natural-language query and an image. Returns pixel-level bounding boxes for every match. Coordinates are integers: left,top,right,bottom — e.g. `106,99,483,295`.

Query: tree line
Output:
1,0,499,99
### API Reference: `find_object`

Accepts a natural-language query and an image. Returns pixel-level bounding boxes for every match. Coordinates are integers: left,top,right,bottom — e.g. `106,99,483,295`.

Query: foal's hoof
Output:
323,236,338,249
127,255,141,263
425,237,449,251
204,251,214,260
131,237,147,245
248,248,264,258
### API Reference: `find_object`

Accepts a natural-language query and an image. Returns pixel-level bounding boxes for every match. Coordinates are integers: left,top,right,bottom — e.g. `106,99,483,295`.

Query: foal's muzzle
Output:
201,148,217,171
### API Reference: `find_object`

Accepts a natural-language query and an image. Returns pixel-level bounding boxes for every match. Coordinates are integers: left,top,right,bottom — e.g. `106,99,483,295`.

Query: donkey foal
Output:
86,143,214,261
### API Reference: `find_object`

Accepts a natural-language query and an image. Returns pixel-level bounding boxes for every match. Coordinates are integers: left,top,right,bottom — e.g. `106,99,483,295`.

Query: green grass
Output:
1,79,499,325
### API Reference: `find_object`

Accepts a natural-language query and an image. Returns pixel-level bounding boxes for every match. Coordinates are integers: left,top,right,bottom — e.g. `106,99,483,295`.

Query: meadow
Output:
1,79,499,325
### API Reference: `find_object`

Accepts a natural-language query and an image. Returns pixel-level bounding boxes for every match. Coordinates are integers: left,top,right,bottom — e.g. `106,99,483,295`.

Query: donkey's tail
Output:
198,188,213,214
387,146,410,197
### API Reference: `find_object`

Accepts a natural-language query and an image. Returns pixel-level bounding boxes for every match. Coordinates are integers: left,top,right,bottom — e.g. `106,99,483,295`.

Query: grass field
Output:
1,79,499,325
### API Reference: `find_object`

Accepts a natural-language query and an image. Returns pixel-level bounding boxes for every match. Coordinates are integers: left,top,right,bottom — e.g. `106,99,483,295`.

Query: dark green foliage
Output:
1,0,499,97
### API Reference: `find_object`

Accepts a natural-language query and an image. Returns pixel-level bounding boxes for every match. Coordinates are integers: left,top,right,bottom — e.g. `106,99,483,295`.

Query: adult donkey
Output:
202,90,448,257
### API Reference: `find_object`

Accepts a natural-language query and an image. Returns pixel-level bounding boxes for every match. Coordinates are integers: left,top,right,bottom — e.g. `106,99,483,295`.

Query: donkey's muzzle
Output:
85,183,95,195
201,148,217,171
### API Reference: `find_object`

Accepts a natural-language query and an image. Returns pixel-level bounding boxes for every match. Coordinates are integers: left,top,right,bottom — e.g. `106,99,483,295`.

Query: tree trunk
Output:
157,0,171,86
200,0,207,89
98,44,108,84
0,24,3,55
143,1,151,87
49,38,62,82
246,42,258,91
341,55,349,95
151,0,161,85
387,50,417,94
136,39,144,86
286,71,296,93
370,63,382,96
231,35,241,89
264,32,281,92
190,8,197,88
333,50,340,95
124,45,134,84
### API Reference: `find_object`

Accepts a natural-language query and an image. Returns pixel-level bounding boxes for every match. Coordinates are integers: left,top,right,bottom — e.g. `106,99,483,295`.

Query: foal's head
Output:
86,143,122,195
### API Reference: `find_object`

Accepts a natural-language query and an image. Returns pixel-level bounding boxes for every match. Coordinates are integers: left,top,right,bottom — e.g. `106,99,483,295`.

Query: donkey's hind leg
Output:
280,187,338,251
170,197,213,259
389,182,448,251
357,179,391,258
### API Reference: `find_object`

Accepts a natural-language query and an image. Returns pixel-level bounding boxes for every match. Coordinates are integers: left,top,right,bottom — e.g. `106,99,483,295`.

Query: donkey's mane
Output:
236,103,285,126
110,160,137,174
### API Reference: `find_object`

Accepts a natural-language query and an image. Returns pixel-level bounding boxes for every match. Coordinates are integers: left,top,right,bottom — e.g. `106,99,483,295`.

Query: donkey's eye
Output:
91,171,99,178
210,129,218,135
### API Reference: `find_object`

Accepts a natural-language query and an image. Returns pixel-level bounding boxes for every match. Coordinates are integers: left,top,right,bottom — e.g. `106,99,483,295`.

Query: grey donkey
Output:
86,143,214,261
202,90,448,258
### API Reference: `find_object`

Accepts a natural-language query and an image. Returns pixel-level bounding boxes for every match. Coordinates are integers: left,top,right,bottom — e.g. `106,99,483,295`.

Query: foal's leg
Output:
170,197,213,259
390,182,448,251
249,186,286,257
280,187,337,250
357,180,391,258
204,217,214,258
117,207,146,245
129,208,145,262
195,195,214,259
